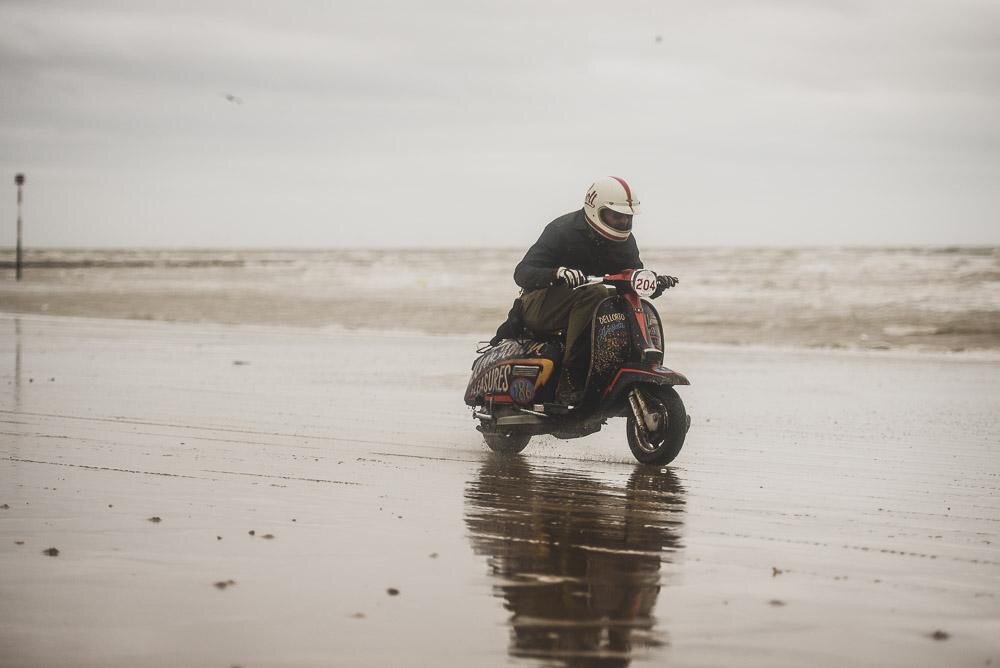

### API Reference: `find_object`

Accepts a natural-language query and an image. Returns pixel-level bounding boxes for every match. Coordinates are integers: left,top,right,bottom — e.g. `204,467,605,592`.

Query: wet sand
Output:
0,313,998,667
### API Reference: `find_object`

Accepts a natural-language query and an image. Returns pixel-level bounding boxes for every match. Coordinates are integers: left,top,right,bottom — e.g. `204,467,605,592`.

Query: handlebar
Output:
567,269,678,297
570,270,644,289
577,275,606,287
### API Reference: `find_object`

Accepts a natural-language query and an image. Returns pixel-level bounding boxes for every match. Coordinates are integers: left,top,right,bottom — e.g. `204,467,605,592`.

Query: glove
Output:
555,267,586,289
651,274,679,299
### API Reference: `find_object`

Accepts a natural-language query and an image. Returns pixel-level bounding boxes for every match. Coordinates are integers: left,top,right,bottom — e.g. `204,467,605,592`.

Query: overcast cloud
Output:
1,0,998,248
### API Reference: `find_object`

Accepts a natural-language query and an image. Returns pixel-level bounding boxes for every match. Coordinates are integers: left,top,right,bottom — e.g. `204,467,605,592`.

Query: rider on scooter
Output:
514,176,678,405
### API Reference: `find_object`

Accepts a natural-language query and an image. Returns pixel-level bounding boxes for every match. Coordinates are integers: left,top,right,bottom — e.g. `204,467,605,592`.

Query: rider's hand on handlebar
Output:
555,267,586,289
651,274,679,299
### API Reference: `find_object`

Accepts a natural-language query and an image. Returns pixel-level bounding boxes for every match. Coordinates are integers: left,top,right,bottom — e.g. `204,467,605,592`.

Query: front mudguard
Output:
601,366,689,413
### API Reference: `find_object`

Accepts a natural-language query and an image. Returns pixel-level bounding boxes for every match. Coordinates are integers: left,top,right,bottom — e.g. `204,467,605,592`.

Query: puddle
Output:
465,457,685,665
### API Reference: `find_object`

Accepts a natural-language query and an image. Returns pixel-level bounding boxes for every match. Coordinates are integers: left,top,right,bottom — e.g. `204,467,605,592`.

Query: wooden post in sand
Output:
14,173,24,281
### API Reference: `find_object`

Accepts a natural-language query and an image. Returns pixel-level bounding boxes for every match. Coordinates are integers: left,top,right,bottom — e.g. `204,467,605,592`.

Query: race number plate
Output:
631,269,657,298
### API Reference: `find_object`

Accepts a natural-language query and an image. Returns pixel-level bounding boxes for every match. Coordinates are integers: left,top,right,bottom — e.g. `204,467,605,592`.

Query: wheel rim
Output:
632,409,667,454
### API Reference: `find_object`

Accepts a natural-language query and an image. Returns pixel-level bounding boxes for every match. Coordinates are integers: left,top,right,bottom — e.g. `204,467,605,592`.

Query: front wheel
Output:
626,386,688,465
482,429,531,455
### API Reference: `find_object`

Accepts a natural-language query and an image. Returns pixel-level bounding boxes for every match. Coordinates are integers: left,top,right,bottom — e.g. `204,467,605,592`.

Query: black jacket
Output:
513,209,643,290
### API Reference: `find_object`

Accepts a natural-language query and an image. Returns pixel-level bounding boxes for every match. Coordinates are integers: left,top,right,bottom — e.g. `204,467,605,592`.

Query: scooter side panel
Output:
464,339,560,405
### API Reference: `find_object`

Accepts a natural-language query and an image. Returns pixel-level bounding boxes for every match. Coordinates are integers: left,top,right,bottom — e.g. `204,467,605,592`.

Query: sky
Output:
1,0,998,248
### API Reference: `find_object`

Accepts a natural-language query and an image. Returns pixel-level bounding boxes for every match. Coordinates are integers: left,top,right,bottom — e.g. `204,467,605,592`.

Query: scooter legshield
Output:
586,298,633,395
641,299,664,353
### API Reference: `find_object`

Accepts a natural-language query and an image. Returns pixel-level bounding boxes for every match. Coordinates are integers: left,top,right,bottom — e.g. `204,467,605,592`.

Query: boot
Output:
554,365,587,406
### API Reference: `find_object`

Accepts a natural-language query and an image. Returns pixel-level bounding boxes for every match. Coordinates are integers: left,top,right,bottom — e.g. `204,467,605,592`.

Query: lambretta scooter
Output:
464,269,690,465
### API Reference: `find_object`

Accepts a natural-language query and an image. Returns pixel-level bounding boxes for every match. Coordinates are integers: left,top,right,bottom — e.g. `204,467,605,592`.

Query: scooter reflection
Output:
465,457,686,667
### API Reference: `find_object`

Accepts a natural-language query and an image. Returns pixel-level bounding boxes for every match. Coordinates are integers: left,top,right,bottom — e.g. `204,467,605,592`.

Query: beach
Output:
2,247,998,353
3,0,999,660
1,311,998,667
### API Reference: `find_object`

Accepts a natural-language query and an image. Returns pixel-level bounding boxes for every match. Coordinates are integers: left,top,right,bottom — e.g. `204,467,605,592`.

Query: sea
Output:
1,247,998,354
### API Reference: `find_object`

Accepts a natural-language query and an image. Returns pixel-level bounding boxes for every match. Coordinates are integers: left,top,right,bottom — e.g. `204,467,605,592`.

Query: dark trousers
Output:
521,284,610,372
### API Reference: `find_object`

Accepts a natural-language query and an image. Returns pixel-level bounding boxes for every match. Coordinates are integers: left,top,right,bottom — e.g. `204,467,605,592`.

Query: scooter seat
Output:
522,329,565,344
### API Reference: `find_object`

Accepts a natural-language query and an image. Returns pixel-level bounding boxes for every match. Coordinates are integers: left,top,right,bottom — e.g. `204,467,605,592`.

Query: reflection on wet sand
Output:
465,457,686,667
13,317,22,410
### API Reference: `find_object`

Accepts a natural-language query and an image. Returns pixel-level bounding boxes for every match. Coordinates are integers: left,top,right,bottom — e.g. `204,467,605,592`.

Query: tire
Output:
626,385,688,465
482,430,531,455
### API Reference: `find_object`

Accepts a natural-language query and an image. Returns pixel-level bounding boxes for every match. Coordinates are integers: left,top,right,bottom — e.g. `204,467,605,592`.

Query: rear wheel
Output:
626,386,688,465
482,430,531,455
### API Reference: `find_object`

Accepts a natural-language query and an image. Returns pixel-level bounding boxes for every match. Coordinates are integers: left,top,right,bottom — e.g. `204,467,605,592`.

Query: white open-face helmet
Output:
583,176,641,242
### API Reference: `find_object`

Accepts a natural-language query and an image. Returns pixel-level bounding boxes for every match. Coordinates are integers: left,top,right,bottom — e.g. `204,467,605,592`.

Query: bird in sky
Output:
222,93,244,105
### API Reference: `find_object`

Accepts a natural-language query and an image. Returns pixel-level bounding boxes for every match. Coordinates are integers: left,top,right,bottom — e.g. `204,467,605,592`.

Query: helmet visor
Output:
599,208,633,233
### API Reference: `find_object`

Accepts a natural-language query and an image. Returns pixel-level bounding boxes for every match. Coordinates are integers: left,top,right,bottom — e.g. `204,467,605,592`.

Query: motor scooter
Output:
464,269,690,465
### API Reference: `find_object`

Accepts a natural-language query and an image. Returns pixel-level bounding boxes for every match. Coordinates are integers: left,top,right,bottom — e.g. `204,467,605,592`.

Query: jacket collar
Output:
572,208,608,246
